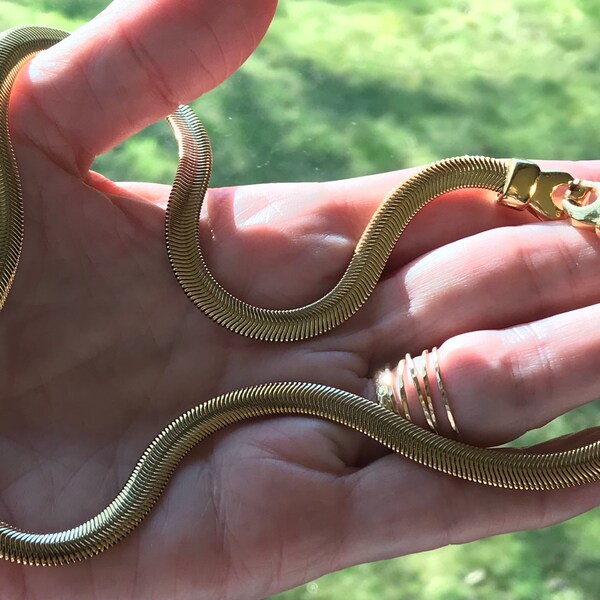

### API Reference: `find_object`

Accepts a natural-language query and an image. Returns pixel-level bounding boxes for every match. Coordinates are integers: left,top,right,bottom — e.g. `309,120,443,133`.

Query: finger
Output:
11,0,277,172
340,428,600,568
376,157,600,272
106,159,600,240
378,301,600,446
87,161,600,324
86,161,600,321
197,160,600,302
362,222,600,364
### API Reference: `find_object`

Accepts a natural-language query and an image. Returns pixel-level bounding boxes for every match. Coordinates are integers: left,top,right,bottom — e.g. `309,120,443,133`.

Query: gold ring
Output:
432,346,460,437
405,352,438,433
373,348,459,437
393,358,411,420
420,349,438,431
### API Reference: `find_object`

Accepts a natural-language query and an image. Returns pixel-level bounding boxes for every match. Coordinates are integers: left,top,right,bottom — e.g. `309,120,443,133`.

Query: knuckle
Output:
500,324,554,432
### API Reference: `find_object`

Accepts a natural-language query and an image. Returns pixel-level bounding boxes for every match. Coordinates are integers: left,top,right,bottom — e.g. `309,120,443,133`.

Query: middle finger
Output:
361,222,600,364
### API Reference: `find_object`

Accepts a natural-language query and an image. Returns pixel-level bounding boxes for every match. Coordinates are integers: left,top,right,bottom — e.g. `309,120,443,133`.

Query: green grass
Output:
0,0,80,29
4,1,600,598
274,511,600,600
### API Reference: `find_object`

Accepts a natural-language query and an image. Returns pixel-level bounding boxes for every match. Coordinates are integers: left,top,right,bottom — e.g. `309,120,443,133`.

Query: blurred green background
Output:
2,0,599,598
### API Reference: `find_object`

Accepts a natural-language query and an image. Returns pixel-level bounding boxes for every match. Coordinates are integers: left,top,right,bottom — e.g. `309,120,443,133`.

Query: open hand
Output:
1,1,598,598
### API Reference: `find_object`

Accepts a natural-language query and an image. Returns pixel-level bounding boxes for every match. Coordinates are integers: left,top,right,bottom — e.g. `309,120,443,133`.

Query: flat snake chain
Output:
0,26,598,566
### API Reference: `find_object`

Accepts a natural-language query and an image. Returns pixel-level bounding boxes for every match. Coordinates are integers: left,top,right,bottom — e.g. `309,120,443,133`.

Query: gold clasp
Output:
562,179,600,237
498,160,600,235
499,160,573,220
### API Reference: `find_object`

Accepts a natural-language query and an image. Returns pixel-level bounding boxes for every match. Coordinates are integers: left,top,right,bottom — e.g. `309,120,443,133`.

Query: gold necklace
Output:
1,26,598,566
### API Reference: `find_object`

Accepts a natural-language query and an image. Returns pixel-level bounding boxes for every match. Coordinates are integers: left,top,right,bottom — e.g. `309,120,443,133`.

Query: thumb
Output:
11,0,278,174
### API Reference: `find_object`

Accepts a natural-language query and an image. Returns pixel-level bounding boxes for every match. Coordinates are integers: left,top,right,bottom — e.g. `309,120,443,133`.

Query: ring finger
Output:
372,297,600,449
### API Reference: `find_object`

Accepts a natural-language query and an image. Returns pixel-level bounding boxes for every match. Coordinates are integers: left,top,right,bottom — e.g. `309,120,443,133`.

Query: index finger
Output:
114,159,600,271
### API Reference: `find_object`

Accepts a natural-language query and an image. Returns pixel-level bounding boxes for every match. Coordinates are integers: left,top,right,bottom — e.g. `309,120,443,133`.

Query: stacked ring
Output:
374,347,460,438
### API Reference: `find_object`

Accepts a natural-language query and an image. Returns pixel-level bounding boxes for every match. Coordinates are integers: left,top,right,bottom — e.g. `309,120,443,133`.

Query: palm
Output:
0,2,598,599
0,103,387,592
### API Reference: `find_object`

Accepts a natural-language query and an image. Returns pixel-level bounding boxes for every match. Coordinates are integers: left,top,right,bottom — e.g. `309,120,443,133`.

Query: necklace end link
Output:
499,159,571,220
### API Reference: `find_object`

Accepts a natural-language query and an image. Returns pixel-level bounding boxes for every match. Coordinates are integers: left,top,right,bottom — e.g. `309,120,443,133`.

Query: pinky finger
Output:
340,427,600,567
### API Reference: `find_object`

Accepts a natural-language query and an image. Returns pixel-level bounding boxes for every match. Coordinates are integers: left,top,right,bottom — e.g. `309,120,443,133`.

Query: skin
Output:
0,0,598,598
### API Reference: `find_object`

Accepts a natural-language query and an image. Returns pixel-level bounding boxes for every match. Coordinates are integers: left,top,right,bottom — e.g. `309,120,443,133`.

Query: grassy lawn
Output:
3,1,600,598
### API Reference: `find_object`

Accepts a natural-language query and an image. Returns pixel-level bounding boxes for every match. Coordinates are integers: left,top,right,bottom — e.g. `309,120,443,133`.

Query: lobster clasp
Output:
562,179,600,237
499,160,573,220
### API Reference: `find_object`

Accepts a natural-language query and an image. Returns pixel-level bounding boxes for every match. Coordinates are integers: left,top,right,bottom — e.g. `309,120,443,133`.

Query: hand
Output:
1,1,598,598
